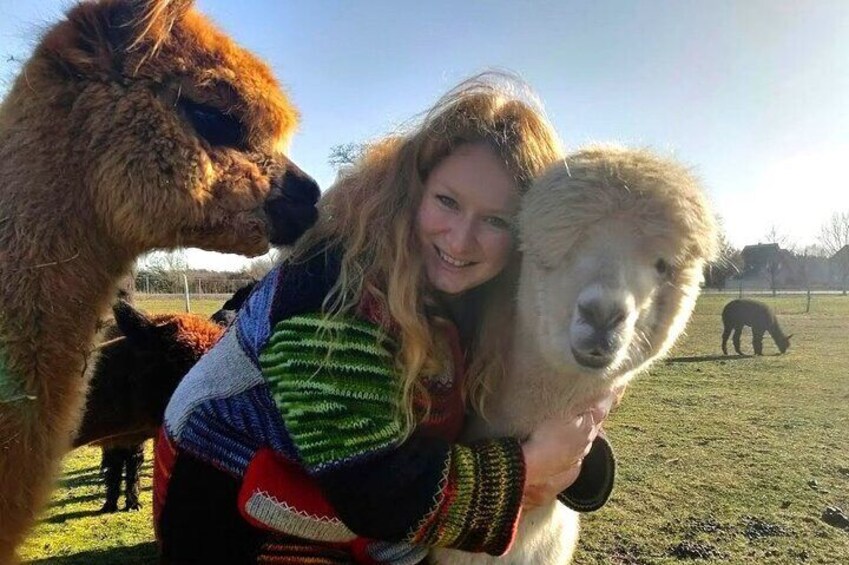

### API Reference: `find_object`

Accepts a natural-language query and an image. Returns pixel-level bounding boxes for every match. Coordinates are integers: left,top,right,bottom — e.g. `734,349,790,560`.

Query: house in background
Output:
732,243,836,290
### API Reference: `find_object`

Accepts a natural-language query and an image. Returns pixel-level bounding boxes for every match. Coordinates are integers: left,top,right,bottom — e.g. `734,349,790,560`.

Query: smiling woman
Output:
152,73,619,563
416,142,519,296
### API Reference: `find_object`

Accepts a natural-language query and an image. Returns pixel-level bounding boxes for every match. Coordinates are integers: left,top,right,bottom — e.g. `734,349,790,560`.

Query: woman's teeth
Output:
437,247,472,267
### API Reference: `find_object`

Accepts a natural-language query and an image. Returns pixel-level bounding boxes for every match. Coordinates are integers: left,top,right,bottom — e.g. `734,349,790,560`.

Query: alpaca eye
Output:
655,258,670,275
179,99,246,149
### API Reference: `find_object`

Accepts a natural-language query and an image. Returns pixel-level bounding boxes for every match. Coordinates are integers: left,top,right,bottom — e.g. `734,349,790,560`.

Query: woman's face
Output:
416,143,519,296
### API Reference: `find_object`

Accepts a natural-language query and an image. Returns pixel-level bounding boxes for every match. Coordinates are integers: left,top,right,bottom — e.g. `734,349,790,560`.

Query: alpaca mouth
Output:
571,347,614,370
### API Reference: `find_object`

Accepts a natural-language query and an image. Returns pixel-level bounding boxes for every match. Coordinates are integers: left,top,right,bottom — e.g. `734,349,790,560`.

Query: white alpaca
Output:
432,145,718,564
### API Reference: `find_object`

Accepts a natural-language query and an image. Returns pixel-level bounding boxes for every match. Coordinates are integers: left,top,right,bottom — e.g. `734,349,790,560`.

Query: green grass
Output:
20,295,849,564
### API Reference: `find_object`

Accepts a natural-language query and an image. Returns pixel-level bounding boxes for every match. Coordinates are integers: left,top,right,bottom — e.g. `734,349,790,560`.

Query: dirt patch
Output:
741,515,791,539
609,540,651,565
669,540,723,560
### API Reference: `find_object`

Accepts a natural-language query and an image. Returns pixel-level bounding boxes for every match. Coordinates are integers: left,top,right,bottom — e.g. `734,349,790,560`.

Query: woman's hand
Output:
520,392,617,510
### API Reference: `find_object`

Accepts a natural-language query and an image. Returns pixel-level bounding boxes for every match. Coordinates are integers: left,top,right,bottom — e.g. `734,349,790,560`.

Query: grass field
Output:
20,294,849,564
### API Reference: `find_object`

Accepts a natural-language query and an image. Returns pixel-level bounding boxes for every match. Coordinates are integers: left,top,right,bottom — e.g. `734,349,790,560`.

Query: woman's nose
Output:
446,218,477,254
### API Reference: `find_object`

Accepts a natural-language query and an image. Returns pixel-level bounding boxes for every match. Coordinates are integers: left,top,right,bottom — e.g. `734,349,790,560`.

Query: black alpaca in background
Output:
82,282,256,512
721,299,793,356
84,282,257,512
209,280,257,326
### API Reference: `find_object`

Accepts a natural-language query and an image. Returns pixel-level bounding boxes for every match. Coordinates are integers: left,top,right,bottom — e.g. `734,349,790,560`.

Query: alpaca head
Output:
517,145,718,384
75,300,223,446
210,280,257,326
5,0,318,256
776,333,793,354
112,299,223,376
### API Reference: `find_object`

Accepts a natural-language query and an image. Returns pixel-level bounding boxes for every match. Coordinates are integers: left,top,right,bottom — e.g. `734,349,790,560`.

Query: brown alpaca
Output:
75,302,224,513
0,0,319,560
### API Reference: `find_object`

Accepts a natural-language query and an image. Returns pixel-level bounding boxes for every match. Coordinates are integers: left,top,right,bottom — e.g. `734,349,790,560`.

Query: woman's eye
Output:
655,258,670,275
485,216,511,230
179,99,246,149
436,194,459,209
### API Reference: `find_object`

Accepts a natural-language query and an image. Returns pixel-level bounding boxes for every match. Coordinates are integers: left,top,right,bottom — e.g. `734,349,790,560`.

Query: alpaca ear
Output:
42,0,195,77
113,299,157,345
786,334,793,341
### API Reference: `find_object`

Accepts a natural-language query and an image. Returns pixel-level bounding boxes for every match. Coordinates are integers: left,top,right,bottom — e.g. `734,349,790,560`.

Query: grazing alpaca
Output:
0,0,319,559
75,301,224,512
721,299,792,356
432,145,718,564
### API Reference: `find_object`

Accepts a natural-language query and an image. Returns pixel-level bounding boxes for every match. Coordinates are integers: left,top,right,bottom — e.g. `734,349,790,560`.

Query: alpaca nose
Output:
577,302,627,333
264,158,321,245
572,301,627,369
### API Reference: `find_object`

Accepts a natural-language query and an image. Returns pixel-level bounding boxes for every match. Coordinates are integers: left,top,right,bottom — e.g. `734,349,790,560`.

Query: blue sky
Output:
2,0,847,271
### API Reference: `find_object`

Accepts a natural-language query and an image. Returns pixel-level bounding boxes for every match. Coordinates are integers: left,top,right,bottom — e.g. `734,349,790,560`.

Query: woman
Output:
154,73,616,563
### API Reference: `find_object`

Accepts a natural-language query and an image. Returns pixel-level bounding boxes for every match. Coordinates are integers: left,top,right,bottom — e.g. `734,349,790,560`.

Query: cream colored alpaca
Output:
432,145,718,564
0,1,318,561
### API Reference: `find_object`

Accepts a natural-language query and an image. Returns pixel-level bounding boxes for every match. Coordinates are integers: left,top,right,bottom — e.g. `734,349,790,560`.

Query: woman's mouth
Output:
435,246,474,268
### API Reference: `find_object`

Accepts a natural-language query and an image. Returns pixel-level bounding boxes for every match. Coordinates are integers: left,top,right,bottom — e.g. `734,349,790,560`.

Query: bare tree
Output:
137,250,189,293
703,216,741,289
818,211,849,294
328,142,366,171
241,250,282,281
760,225,795,295
763,224,794,250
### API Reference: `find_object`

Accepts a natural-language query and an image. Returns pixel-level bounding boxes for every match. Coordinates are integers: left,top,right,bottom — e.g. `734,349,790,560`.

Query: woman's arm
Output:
257,313,526,556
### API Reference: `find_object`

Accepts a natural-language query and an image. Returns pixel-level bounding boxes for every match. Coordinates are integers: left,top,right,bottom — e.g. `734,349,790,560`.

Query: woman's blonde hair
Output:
291,71,563,435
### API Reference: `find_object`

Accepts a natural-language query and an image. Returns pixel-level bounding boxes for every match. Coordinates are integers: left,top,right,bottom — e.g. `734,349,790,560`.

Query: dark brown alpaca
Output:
209,280,258,326
75,301,224,512
0,0,318,560
721,299,793,355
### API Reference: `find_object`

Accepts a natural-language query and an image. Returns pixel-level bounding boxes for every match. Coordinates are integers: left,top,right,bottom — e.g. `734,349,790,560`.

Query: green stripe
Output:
260,314,403,469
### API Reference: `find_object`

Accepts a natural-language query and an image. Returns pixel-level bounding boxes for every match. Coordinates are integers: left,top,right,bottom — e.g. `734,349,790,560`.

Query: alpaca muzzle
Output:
571,302,628,370
264,159,320,245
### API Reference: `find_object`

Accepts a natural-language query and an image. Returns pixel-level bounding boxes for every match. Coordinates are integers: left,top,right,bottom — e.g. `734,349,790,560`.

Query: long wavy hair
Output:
291,72,563,435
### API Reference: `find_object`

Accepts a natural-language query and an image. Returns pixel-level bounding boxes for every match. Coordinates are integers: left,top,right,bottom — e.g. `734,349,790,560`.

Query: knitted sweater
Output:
155,250,526,563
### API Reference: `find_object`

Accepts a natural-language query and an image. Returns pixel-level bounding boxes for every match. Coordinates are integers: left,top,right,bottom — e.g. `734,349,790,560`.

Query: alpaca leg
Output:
100,448,124,513
123,443,144,511
752,328,765,356
732,326,744,355
721,325,732,355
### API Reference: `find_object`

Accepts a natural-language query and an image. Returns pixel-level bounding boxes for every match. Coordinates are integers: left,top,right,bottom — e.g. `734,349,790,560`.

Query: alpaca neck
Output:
0,200,134,402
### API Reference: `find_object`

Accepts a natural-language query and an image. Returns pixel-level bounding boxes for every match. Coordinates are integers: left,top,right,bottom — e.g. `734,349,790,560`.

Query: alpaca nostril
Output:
606,309,627,330
578,302,627,332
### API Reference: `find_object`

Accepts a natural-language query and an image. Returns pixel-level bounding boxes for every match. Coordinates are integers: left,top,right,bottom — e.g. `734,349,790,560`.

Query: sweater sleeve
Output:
557,433,616,512
258,313,526,556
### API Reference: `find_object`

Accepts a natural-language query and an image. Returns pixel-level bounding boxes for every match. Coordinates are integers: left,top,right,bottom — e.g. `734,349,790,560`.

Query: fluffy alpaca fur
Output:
0,0,319,559
75,301,223,512
432,145,718,564
721,299,792,355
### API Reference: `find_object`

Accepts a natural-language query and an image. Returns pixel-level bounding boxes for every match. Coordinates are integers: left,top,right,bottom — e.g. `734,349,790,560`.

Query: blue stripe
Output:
236,265,280,364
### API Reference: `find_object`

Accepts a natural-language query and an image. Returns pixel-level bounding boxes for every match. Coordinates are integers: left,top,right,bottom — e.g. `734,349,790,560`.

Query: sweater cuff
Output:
557,434,616,512
409,438,525,556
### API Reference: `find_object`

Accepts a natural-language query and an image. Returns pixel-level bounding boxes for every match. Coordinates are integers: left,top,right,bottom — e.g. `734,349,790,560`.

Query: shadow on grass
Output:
58,471,102,489
48,486,152,514
61,464,101,479
26,542,157,565
43,508,106,524
49,492,106,509
666,354,753,363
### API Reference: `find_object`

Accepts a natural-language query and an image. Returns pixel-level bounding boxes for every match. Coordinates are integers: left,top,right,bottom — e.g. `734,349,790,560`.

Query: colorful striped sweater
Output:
155,249,527,563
